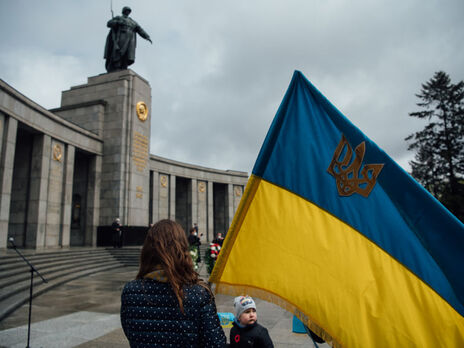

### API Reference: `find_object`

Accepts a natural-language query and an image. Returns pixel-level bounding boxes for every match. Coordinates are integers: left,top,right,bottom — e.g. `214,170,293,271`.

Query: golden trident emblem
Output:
327,135,384,197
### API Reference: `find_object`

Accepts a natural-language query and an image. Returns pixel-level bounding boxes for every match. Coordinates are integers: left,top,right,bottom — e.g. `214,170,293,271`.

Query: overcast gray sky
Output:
1,0,463,174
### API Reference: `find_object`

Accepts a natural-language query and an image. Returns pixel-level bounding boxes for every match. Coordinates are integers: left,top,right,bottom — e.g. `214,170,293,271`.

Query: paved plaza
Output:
0,261,329,347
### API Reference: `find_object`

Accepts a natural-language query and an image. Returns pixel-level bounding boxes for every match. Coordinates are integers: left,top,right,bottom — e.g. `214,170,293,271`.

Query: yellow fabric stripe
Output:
215,179,464,348
210,175,261,282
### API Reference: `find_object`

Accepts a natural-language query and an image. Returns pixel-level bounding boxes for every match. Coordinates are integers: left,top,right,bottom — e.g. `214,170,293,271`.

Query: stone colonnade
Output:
0,79,103,250
0,71,248,250
149,155,245,243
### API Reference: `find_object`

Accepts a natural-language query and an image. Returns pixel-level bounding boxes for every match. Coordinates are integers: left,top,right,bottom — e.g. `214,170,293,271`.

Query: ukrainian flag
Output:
210,71,464,347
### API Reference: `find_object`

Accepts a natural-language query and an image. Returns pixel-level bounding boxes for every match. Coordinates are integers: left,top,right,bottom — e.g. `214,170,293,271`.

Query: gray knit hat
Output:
234,296,256,319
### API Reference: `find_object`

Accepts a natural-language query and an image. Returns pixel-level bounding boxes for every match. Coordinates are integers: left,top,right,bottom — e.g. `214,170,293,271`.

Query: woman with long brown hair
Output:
120,219,226,347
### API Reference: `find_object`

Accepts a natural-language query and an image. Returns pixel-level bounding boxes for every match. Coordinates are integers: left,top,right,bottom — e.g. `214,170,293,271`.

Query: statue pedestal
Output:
58,70,152,227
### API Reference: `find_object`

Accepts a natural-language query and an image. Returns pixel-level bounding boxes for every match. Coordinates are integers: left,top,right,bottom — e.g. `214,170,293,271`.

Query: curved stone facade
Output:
0,70,248,250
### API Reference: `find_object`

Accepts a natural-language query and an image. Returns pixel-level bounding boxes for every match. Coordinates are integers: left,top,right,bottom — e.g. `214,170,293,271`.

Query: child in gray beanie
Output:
230,296,274,347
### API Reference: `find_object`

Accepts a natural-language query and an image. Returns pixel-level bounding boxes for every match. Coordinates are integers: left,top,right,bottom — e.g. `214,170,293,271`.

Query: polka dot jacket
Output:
120,278,227,347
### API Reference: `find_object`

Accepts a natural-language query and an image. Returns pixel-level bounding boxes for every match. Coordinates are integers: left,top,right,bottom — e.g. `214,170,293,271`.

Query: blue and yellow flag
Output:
210,71,464,347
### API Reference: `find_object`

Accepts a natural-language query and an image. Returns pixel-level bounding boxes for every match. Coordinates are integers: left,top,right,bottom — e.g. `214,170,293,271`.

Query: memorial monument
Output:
0,6,248,251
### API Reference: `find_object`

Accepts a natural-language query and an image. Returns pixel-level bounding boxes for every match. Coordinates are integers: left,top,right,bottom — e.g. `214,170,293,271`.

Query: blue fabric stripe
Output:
253,70,464,315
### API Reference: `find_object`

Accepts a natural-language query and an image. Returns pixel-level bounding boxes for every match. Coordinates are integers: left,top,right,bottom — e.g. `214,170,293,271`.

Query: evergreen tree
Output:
406,71,464,222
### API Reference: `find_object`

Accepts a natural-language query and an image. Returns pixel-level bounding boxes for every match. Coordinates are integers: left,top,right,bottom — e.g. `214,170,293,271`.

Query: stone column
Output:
87,154,102,247
158,174,169,219
26,134,51,249
61,144,75,247
46,140,66,247
191,178,198,237
207,181,214,242
227,184,234,230
151,171,159,224
233,185,243,215
0,116,17,249
197,181,208,242
169,174,176,221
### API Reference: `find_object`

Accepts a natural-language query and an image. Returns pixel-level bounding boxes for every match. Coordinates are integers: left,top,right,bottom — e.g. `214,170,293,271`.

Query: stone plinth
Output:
59,70,151,226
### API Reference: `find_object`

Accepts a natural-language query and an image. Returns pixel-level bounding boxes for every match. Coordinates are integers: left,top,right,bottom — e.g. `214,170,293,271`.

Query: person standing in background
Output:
112,217,122,248
188,227,202,263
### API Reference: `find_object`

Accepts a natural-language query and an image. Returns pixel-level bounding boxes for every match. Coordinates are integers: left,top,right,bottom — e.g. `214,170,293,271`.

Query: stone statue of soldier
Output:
104,6,152,72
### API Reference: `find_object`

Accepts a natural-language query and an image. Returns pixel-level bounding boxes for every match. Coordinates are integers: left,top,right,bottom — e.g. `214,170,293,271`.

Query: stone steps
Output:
105,247,141,267
0,248,125,322
0,254,116,286
199,243,209,259
0,249,115,268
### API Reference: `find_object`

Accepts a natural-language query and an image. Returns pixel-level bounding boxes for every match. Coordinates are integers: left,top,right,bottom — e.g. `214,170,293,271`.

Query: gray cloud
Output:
1,0,463,173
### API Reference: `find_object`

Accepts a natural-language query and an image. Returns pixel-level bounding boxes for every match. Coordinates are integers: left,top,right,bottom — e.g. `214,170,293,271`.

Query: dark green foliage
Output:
406,71,464,222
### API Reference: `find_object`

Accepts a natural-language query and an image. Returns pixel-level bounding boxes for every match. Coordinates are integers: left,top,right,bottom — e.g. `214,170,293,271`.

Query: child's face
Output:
238,308,257,325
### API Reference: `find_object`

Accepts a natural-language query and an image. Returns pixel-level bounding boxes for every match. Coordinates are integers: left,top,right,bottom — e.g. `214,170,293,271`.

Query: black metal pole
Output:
304,324,319,348
26,268,33,348
7,238,47,348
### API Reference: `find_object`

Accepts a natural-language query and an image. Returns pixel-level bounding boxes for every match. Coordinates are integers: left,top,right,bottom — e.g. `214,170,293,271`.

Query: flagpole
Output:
304,325,319,348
